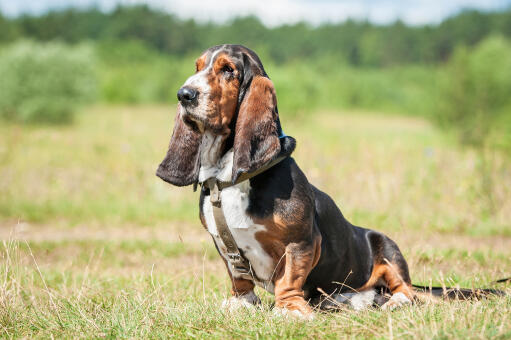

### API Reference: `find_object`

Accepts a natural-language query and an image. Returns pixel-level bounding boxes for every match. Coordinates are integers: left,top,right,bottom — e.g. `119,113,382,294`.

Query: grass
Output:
1,226,511,339
1,106,511,338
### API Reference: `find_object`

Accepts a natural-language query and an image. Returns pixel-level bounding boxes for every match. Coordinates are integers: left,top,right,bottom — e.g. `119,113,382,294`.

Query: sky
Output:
1,0,510,26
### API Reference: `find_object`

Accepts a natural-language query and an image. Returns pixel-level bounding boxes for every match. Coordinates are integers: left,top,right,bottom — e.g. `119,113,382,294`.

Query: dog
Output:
156,44,504,318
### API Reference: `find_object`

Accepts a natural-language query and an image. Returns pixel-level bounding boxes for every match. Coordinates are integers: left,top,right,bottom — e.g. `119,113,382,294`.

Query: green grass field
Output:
1,106,510,338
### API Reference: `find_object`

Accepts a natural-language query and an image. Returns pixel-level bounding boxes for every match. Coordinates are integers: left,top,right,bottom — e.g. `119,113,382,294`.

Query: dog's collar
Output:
196,132,293,192
202,151,288,193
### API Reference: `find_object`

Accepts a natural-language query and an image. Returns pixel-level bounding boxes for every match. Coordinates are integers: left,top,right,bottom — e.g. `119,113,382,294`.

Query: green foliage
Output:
435,36,511,150
96,40,194,103
2,6,511,66
0,6,509,123
0,41,97,123
434,36,511,216
0,13,19,42
94,43,437,117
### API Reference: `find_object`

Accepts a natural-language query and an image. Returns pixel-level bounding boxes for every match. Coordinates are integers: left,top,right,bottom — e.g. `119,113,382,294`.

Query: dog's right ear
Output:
156,104,202,186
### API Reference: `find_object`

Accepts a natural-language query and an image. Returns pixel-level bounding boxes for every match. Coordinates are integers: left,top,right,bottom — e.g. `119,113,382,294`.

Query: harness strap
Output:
207,178,253,280
204,154,288,280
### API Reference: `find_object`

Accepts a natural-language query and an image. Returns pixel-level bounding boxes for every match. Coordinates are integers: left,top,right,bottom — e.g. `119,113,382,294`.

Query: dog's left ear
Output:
232,75,281,183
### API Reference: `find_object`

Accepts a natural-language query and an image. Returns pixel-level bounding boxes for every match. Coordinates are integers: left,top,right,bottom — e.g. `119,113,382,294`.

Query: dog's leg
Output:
221,264,261,312
359,232,415,311
380,262,414,310
273,242,318,320
357,261,414,311
359,261,414,311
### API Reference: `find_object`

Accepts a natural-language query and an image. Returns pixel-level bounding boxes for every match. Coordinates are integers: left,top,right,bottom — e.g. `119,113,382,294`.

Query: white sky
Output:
1,0,510,26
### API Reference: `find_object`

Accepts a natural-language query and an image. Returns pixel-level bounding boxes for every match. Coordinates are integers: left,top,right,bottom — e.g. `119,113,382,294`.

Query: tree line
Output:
1,5,510,66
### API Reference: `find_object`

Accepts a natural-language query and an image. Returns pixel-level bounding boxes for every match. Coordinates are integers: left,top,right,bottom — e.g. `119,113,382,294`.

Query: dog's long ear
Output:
156,104,202,186
232,75,281,183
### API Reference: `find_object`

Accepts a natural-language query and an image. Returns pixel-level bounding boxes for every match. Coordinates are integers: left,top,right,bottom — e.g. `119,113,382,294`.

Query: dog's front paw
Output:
221,291,260,312
381,292,412,311
273,306,315,321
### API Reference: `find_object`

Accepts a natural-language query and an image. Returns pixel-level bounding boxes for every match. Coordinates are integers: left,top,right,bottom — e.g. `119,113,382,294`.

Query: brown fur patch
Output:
203,52,240,134
358,262,414,299
252,215,321,315
195,53,206,72
273,243,315,314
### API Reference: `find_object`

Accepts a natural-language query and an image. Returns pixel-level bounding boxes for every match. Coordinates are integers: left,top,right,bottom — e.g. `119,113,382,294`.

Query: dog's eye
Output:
222,65,234,74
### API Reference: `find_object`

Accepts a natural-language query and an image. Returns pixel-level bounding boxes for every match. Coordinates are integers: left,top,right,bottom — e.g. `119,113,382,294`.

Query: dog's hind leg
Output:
380,261,415,310
359,232,415,310
357,262,414,311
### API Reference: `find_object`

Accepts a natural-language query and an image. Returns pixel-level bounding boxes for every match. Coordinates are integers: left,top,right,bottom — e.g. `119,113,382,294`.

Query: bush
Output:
435,36,511,150
269,56,438,118
0,41,97,123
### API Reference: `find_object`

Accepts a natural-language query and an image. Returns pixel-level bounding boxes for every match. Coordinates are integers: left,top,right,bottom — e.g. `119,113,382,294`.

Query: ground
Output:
1,106,510,339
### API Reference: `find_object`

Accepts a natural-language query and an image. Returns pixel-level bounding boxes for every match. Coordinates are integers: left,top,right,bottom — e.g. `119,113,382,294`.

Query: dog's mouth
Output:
183,110,225,135
183,111,206,133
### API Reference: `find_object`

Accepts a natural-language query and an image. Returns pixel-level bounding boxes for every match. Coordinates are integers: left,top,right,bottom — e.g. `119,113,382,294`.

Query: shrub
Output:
0,41,97,123
269,56,438,118
435,36,511,150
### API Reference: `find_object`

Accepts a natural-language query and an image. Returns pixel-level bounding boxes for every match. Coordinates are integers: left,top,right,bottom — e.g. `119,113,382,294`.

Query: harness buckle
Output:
227,253,242,261
227,253,251,274
207,178,221,206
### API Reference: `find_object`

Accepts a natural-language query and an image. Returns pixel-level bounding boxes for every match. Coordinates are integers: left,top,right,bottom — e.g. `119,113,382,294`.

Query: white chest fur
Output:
202,182,276,293
198,135,276,292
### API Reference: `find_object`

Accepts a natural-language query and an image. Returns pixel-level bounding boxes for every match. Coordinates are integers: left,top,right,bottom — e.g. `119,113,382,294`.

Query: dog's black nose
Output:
177,87,197,103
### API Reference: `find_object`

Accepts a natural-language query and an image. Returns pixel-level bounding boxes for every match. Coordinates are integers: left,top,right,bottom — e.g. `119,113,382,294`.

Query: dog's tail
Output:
412,277,510,300
314,278,510,311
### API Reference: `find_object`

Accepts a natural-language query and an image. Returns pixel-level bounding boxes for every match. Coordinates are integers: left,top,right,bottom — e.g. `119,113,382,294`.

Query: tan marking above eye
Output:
196,54,207,72
214,55,235,74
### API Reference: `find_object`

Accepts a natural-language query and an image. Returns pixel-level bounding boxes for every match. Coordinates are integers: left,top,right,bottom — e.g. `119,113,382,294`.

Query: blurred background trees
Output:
2,6,510,64
0,4,510,149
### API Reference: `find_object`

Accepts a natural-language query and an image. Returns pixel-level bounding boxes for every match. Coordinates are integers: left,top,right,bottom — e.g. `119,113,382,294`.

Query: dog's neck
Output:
198,131,233,183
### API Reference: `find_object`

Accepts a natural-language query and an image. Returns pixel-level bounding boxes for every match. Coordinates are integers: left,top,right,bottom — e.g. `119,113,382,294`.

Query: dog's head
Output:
156,44,294,186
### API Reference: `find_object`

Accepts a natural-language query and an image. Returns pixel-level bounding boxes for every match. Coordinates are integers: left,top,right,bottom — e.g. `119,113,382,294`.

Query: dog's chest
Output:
202,182,275,291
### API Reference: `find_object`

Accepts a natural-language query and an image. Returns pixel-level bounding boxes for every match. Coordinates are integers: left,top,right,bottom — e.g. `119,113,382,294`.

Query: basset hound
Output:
156,44,499,318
